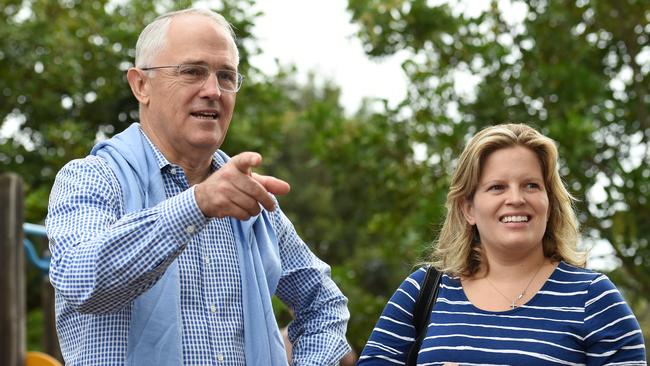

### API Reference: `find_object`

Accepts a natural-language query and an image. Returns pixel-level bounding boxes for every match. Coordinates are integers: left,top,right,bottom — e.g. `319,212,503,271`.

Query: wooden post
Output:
0,173,25,366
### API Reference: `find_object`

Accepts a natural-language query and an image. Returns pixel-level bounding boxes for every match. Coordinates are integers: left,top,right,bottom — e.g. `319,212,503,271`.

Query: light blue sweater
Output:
92,123,288,365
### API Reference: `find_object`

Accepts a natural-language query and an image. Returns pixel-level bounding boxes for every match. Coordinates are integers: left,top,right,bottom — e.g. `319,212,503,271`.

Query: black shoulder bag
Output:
405,266,442,366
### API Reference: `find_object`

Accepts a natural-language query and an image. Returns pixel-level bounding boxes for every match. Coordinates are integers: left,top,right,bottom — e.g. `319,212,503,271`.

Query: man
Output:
46,8,350,365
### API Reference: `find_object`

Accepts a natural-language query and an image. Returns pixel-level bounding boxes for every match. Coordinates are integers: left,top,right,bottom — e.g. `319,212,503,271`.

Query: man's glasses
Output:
140,64,244,93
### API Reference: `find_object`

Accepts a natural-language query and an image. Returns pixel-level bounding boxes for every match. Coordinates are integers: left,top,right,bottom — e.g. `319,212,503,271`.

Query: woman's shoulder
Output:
392,266,433,301
408,266,431,282
553,261,606,282
552,261,625,305
400,266,431,295
405,266,451,285
401,266,455,297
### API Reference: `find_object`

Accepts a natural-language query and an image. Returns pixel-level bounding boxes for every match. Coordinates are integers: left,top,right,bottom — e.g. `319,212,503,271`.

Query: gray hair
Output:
134,8,240,68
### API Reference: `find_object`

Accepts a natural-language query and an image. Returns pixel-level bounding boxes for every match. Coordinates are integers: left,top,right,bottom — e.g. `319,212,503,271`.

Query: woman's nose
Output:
506,188,525,205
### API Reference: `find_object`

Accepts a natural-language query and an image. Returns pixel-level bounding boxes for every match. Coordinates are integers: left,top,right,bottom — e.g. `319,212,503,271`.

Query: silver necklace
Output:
485,261,545,309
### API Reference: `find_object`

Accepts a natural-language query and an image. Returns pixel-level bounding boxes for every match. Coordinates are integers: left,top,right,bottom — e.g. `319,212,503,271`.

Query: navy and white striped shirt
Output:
359,262,646,365
46,129,350,365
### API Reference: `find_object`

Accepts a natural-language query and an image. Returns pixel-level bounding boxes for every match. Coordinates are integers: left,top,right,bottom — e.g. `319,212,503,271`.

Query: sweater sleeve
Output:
583,274,647,365
357,267,429,365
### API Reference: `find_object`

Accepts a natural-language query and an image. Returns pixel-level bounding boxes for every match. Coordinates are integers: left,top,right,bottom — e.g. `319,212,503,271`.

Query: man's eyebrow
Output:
220,64,237,72
181,60,237,71
179,59,207,65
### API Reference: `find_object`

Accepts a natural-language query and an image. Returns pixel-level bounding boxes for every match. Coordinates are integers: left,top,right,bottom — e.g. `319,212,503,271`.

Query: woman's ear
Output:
126,68,150,105
462,198,476,226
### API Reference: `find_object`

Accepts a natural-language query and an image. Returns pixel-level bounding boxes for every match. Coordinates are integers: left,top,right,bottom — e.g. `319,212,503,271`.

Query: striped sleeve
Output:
583,274,647,364
357,267,428,365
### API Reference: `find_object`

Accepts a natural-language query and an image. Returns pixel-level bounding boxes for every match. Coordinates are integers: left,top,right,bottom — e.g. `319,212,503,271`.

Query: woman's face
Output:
462,146,550,259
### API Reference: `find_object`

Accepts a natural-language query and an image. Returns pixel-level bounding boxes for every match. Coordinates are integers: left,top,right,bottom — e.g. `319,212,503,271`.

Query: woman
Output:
358,124,646,365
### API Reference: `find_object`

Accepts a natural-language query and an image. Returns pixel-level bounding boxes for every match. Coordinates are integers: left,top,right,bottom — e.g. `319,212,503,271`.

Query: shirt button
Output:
169,168,177,175
204,256,210,265
217,353,224,362
186,225,195,234
210,305,217,313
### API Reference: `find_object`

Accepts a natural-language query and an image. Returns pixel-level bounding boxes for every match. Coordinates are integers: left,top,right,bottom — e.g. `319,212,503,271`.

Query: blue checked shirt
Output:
46,129,350,365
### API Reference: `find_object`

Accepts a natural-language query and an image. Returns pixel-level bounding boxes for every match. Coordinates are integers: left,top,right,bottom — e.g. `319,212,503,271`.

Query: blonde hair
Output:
431,123,586,276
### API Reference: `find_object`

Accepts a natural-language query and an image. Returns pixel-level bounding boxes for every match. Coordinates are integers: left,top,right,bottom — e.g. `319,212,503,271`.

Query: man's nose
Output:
200,72,222,98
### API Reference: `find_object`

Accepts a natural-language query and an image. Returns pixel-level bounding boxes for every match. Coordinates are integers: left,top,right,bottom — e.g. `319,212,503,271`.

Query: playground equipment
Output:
1,174,62,366
25,352,61,366
23,223,50,275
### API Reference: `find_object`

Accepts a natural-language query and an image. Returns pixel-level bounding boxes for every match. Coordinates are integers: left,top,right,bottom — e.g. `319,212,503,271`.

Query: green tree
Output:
12,0,648,356
228,65,443,349
1,0,408,354
347,0,650,343
0,0,265,221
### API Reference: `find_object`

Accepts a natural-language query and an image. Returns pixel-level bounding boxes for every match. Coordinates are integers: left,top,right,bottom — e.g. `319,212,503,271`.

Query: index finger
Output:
252,173,290,196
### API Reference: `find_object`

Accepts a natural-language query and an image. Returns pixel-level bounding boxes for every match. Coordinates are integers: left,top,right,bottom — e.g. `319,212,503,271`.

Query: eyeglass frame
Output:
139,64,245,93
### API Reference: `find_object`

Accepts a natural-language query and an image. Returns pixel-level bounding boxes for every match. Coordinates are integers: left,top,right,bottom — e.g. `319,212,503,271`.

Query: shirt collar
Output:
137,125,226,174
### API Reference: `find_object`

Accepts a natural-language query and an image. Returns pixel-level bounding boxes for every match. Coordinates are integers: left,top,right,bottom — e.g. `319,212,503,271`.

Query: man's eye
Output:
217,71,236,83
181,66,207,77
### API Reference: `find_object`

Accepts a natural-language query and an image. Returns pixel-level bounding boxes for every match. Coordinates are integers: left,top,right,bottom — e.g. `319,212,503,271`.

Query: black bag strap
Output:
406,265,442,366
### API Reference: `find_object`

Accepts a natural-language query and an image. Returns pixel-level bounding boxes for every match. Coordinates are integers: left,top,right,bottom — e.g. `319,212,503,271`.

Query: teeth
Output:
193,112,217,119
502,215,528,223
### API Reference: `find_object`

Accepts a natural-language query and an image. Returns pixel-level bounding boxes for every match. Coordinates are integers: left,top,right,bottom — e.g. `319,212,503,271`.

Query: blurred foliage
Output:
3,0,649,356
27,308,44,351
347,0,650,346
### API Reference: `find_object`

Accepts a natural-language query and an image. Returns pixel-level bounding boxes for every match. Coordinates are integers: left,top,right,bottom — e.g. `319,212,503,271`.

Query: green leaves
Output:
349,0,650,344
0,0,255,222
5,0,649,353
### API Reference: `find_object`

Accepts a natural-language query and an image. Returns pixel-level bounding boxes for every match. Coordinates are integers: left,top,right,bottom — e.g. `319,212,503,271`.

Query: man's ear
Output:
462,198,476,225
126,68,150,105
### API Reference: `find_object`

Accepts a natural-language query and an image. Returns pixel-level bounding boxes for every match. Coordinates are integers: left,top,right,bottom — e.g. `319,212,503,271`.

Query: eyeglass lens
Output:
178,65,241,92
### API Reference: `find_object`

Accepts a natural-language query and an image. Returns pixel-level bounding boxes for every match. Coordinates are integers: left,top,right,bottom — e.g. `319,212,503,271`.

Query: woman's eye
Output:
526,182,541,190
488,184,505,191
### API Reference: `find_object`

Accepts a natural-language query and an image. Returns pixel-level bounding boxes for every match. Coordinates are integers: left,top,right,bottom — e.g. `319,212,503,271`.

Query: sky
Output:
246,0,527,113
249,0,409,114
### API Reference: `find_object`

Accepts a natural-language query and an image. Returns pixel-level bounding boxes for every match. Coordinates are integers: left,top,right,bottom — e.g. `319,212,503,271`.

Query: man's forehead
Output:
168,14,230,39
160,14,237,64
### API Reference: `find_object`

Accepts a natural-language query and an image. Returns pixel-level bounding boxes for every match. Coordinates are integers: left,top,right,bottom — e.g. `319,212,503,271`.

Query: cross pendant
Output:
510,302,517,309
